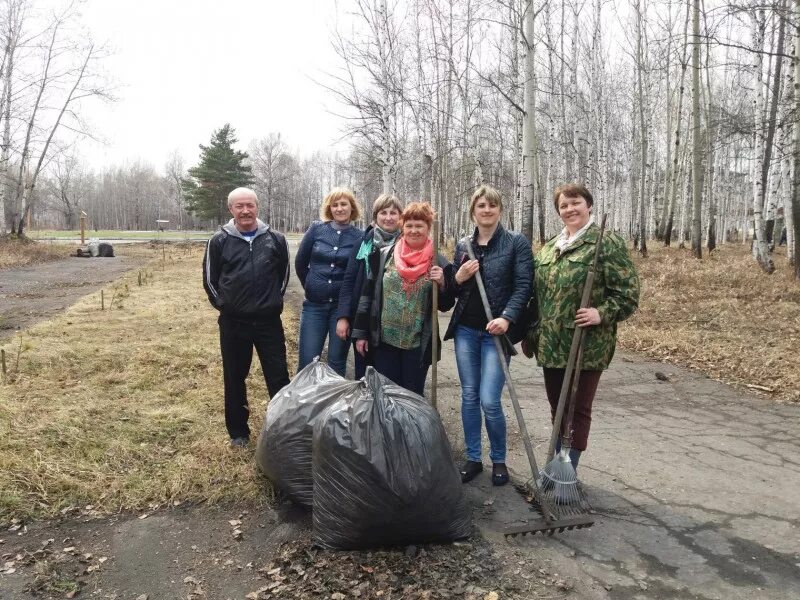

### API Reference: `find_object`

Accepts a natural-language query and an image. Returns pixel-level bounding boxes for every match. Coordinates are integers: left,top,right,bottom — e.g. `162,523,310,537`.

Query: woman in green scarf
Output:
335,194,405,378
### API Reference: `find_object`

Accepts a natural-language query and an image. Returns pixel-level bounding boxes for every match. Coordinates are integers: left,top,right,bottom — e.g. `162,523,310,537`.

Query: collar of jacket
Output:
222,218,270,240
546,222,600,256
560,221,599,253
469,223,506,248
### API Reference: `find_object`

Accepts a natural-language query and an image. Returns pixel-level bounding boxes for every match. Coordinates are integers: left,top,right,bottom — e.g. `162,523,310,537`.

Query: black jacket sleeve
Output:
202,234,223,310
436,254,457,312
500,234,534,324
278,234,291,296
336,234,364,320
350,250,379,340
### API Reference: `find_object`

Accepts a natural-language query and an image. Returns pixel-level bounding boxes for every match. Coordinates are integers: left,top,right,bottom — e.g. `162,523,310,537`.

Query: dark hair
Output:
553,183,594,211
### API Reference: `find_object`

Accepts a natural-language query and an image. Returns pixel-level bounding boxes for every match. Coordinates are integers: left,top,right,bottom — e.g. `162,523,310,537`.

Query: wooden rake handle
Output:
431,219,439,411
546,215,607,461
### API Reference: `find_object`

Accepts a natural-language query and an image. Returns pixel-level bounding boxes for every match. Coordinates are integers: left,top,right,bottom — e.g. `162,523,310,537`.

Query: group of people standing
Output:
203,183,640,487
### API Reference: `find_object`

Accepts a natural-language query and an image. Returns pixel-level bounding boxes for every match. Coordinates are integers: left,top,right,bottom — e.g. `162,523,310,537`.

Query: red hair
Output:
400,201,434,228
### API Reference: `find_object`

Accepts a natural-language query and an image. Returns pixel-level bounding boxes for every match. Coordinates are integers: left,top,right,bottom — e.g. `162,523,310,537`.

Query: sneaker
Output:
460,460,483,483
230,437,249,448
492,463,509,486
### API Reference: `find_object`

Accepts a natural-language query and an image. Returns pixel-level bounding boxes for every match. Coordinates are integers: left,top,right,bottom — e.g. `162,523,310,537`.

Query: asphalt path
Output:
286,237,800,600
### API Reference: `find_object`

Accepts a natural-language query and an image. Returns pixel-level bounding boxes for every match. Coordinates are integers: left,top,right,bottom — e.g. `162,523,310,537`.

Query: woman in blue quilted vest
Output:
295,188,364,376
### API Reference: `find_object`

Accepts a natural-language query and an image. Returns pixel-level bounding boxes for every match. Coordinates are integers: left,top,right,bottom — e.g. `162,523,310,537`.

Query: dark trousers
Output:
372,342,429,396
542,368,602,452
353,341,367,379
219,314,290,439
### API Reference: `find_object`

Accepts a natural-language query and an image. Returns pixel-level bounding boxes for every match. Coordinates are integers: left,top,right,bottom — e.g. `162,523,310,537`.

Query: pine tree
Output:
182,124,253,223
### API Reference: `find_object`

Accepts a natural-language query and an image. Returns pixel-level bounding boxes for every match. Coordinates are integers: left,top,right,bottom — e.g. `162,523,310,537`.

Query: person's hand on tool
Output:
355,339,368,356
486,317,509,335
575,307,601,327
455,259,480,285
429,265,445,289
336,317,350,340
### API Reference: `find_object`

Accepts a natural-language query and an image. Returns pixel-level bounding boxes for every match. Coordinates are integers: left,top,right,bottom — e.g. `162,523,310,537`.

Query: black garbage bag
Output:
312,367,472,549
256,358,360,508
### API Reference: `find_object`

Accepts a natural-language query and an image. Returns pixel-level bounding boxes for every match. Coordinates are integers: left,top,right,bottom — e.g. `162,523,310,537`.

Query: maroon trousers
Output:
542,368,602,452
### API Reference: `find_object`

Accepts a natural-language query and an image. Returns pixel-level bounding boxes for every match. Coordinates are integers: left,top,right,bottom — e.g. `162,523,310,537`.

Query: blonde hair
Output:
468,185,503,219
320,187,361,222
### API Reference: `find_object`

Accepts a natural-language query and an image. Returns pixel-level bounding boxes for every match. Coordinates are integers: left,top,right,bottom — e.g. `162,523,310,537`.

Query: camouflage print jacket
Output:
533,223,640,370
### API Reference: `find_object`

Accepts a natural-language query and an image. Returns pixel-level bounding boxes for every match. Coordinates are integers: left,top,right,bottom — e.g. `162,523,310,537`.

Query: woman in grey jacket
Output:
445,185,533,486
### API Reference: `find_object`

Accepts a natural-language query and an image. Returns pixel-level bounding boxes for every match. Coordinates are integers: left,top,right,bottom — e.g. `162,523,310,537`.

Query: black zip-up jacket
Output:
203,219,290,319
444,224,533,344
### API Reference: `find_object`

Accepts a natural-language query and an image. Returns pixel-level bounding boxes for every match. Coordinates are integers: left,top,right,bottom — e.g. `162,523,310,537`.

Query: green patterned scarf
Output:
355,226,398,277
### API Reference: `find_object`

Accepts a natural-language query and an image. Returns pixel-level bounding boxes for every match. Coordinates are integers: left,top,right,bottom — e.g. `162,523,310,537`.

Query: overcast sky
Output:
81,0,344,169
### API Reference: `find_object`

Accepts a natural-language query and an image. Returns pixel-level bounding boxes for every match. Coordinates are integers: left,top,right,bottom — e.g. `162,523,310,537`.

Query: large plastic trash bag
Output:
256,358,360,508
312,367,472,549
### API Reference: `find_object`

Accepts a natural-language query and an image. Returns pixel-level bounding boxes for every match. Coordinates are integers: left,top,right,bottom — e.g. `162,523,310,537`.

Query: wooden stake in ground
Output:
430,218,439,411
1,348,6,383
101,289,104,311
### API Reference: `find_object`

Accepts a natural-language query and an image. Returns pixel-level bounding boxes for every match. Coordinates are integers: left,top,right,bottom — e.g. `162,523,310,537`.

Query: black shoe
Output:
460,460,483,483
492,463,509,486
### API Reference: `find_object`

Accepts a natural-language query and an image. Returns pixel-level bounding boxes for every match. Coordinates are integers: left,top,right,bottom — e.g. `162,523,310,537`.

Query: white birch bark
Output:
751,9,775,272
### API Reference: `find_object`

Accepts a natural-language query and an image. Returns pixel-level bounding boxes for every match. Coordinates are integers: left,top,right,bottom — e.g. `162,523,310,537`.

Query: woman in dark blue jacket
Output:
334,193,404,378
295,188,363,376
445,185,533,486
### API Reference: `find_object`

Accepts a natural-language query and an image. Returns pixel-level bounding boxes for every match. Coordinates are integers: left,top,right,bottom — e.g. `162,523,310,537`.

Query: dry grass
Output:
0,235,70,269
0,244,298,522
618,242,800,403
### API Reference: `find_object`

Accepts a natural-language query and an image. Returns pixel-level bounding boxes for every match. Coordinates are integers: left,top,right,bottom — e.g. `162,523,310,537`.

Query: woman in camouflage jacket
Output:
529,183,640,471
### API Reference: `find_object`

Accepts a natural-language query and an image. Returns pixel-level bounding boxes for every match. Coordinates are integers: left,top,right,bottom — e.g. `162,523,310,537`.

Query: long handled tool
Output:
540,215,607,511
430,218,439,411
464,241,591,536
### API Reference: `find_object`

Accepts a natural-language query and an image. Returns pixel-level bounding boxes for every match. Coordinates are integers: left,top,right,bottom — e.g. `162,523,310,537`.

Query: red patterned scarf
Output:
393,237,433,295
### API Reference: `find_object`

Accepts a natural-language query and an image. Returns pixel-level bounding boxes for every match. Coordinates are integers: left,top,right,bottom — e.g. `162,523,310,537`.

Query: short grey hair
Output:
227,187,258,207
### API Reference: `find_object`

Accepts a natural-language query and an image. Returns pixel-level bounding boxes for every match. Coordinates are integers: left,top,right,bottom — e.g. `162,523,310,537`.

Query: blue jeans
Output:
298,300,349,376
454,325,508,463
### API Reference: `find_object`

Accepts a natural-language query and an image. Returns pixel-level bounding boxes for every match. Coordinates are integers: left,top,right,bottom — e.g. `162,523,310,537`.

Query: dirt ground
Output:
0,253,147,341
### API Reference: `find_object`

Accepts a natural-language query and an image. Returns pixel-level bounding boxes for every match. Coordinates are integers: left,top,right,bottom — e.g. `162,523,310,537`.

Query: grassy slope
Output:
618,243,800,402
0,245,298,521
0,237,71,269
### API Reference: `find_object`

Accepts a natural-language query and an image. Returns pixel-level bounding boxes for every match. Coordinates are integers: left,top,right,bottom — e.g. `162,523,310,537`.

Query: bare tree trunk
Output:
793,0,800,275
663,0,691,245
752,9,776,272
520,0,537,243
690,0,703,257
635,0,648,256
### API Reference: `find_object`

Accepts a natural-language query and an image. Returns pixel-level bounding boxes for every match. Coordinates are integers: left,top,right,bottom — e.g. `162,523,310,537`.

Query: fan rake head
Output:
538,449,587,511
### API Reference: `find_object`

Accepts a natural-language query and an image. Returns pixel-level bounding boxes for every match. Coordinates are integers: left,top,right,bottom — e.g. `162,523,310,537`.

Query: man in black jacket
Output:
203,187,291,447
